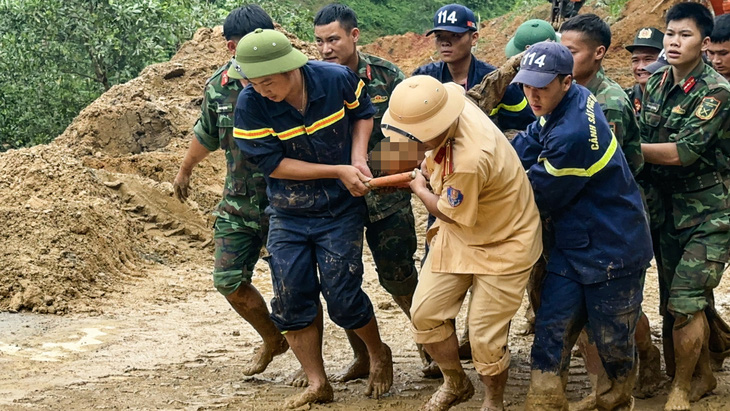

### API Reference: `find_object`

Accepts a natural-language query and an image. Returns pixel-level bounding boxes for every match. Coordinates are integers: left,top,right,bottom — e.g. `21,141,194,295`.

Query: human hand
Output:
420,160,431,180
508,51,526,70
409,168,428,194
338,165,371,197
352,156,373,179
173,168,192,202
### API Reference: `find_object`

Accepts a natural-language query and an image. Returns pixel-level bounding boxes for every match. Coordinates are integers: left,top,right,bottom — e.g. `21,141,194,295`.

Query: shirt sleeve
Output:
492,84,535,131
232,90,284,176
437,172,481,227
342,69,376,120
193,83,221,152
511,119,544,170
673,88,730,166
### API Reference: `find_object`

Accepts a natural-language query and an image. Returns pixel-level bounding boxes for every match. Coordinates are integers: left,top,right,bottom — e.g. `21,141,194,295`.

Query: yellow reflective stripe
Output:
540,135,618,177
277,125,306,141
488,97,528,116
345,80,366,109
233,108,346,142
233,127,275,140
306,108,344,134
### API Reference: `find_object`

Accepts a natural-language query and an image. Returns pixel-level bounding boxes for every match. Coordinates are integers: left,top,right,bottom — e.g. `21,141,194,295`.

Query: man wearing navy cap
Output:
511,41,653,410
413,3,535,132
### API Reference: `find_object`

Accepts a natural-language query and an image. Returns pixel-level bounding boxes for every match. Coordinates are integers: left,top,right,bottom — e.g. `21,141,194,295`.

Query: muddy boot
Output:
595,366,636,411
635,344,663,398
525,371,568,411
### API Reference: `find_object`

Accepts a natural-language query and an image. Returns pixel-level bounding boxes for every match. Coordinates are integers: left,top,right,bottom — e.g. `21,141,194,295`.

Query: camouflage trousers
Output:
365,203,418,296
658,213,730,325
212,214,267,296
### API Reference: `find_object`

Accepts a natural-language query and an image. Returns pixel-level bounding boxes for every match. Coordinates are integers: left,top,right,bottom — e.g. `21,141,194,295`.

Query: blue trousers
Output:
266,208,373,331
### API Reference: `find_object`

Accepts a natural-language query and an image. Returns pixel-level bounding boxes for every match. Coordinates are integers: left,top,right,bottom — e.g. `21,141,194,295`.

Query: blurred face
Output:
707,41,730,79
247,72,295,102
314,21,359,69
630,47,660,86
560,30,604,85
433,30,478,63
522,75,572,117
664,18,708,69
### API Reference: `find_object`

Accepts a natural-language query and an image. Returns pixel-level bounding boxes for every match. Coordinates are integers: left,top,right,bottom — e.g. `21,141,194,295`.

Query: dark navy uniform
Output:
233,61,376,331
413,55,535,131
512,83,653,382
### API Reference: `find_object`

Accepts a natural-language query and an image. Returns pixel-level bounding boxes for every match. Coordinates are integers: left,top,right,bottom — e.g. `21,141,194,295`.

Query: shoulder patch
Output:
695,97,721,120
446,186,463,208
371,95,389,104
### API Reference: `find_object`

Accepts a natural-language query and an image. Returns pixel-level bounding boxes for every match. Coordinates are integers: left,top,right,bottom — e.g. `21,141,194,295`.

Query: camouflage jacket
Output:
624,83,643,118
586,68,644,177
358,52,411,222
193,60,268,230
639,61,730,230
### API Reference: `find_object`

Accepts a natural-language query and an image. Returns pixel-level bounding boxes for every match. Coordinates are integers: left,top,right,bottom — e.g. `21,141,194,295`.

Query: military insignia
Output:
671,105,685,115
222,70,229,86
609,122,616,134
682,77,696,94
633,98,641,114
695,97,721,120
638,28,652,39
371,95,389,104
446,186,463,207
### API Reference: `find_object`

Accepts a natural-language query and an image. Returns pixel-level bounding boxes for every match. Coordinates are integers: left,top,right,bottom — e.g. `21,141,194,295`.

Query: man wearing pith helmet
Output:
231,28,392,409
382,75,542,410
510,41,652,410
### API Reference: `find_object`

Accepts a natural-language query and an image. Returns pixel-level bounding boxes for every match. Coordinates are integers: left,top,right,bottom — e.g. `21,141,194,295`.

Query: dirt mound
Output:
361,32,435,75
0,25,318,315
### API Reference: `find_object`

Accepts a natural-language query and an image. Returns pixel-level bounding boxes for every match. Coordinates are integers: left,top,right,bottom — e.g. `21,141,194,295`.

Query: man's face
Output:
314,21,359,68
522,76,572,117
247,73,294,102
630,47,660,86
560,30,603,83
433,30,477,63
707,41,730,79
664,18,708,68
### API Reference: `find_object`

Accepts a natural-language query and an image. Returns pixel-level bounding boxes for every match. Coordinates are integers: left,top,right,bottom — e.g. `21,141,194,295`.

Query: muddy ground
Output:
3,0,730,409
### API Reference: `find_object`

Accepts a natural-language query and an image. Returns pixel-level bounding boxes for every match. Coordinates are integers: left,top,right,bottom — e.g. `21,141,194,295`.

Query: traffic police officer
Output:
511,41,652,411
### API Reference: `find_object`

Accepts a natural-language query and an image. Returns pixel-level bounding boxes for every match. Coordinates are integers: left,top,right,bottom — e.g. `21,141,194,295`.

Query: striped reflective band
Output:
233,108,345,141
540,134,618,177
345,79,366,109
489,97,528,116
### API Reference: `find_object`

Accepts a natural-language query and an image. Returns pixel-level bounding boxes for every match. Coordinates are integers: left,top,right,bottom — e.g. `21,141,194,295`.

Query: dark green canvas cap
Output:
625,27,664,53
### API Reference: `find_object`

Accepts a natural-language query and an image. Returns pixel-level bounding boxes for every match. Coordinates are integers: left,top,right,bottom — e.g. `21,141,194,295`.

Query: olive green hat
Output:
229,28,308,80
505,19,557,58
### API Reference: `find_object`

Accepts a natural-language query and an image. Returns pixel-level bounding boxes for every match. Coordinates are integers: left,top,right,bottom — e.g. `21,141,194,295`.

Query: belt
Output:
659,171,726,193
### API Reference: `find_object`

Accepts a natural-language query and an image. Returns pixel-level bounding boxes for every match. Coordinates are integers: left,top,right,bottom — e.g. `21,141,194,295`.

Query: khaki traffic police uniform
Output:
410,98,543,376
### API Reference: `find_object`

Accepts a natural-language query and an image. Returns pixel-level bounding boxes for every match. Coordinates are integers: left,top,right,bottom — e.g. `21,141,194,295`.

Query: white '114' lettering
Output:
522,52,546,68
437,10,458,24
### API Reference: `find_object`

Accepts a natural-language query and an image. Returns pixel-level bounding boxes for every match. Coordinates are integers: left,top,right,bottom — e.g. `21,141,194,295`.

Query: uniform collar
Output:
222,60,238,86
356,51,372,82
662,60,705,94
584,67,605,96
440,54,477,89
268,62,326,117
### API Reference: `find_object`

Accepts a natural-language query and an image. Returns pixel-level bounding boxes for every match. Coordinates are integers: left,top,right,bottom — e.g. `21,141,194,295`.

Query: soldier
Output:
708,14,730,80
310,3,420,384
381,75,542,411
511,41,653,411
232,29,393,409
559,14,663,404
624,27,663,117
171,5,288,377
639,4,730,410
413,3,535,131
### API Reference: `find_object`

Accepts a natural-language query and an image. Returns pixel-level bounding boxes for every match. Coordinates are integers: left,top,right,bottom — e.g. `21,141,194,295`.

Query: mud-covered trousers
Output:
531,270,644,381
265,206,374,332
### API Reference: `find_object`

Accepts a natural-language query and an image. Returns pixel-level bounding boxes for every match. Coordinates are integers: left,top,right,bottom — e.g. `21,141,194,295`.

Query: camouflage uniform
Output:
358,52,418,296
193,60,268,296
625,83,644,118
586,68,644,177
639,61,730,326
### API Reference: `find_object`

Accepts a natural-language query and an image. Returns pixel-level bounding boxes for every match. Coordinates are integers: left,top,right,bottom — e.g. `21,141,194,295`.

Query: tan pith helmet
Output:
381,75,465,144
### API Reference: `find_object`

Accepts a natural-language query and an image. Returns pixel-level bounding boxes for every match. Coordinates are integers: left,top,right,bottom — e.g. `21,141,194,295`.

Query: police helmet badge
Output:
446,186,463,207
638,28,652,39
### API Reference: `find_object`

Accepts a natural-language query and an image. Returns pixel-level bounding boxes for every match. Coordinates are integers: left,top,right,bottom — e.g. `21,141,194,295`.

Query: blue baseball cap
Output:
511,41,574,88
426,4,478,36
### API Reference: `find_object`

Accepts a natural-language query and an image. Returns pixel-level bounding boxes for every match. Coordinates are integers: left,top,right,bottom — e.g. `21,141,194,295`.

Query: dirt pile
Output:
0,25,318,315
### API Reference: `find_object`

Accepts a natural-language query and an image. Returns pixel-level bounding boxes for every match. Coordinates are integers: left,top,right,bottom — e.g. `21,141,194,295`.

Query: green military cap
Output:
625,27,664,53
230,28,308,80
505,19,557,58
